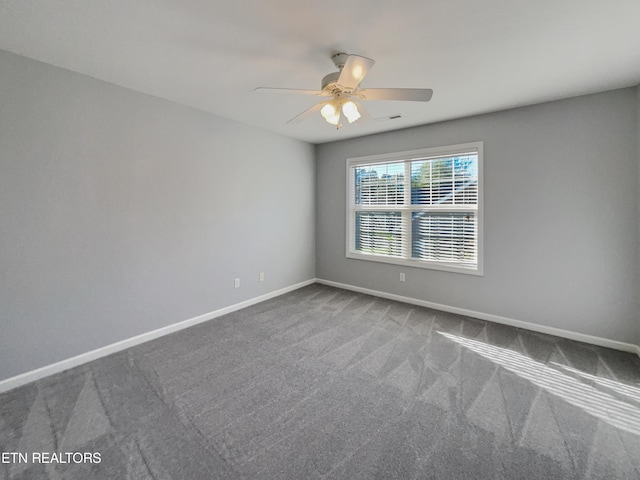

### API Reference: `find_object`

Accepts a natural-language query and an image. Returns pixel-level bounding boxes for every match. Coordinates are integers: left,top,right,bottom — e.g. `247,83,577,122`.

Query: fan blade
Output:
358,88,433,102
287,102,327,124
337,55,375,90
254,87,326,96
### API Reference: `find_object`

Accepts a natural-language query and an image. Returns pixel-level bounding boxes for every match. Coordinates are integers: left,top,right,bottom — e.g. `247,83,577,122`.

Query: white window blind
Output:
346,142,483,275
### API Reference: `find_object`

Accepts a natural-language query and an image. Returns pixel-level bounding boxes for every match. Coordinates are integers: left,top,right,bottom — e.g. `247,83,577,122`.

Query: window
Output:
346,142,483,275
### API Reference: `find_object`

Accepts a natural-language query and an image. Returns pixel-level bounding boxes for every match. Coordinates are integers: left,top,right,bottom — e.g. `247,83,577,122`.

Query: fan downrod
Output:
331,53,349,69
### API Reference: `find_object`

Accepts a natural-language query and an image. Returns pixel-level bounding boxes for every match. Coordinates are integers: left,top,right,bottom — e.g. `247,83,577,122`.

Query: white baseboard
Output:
0,279,316,394
316,278,640,357
2,277,637,395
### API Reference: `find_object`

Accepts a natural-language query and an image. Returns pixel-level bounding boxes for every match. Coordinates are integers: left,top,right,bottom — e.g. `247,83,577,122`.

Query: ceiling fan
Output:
255,53,433,129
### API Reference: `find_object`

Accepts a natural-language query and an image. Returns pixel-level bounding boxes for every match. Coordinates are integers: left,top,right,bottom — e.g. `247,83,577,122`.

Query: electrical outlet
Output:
399,272,405,282
234,278,240,288
259,272,265,282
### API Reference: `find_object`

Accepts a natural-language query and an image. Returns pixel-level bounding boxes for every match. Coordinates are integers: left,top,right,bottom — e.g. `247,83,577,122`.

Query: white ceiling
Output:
1,0,639,144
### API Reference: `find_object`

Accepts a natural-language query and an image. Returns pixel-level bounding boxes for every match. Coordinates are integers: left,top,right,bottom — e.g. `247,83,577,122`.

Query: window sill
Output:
346,251,484,276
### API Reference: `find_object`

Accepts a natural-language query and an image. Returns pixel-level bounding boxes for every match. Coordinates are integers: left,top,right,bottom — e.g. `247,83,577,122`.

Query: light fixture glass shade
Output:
342,101,361,123
320,103,336,119
321,102,340,125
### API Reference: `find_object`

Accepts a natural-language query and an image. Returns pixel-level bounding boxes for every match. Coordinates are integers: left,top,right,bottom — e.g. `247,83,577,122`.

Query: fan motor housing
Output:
322,53,353,94
321,71,342,93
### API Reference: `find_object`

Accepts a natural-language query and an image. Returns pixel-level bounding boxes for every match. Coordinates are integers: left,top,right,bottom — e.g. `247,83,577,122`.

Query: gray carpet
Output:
1,284,640,479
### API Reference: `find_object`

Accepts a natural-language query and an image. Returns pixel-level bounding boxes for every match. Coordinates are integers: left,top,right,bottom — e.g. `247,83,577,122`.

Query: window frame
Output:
345,141,484,276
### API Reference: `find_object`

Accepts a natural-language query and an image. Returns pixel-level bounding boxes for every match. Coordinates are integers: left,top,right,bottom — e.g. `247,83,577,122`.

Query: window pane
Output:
453,155,478,205
356,212,404,257
355,163,405,206
411,155,477,205
429,158,453,204
412,212,477,265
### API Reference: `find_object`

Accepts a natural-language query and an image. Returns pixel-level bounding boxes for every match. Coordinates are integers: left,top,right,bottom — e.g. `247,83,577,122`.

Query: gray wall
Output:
0,50,315,381
317,88,639,345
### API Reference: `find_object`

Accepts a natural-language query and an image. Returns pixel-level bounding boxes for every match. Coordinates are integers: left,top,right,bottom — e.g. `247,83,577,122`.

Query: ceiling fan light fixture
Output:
320,102,336,119
342,101,361,123
321,102,341,126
